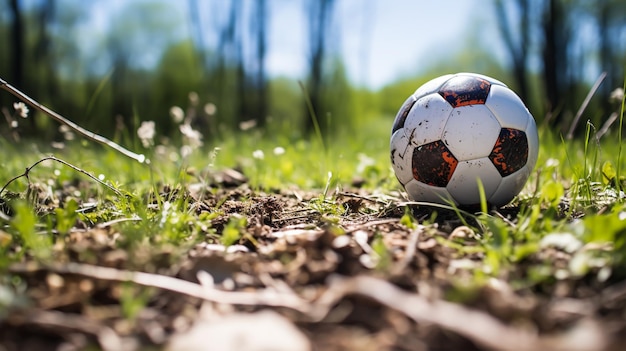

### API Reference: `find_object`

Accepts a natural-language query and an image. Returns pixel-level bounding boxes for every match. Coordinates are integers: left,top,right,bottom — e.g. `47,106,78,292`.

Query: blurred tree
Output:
304,0,336,135
33,0,56,97
8,0,24,90
247,0,268,127
214,0,243,128
494,0,626,130
104,1,181,132
592,0,626,113
187,0,207,65
188,0,269,130
268,77,303,137
541,0,574,127
494,0,531,103
153,40,207,134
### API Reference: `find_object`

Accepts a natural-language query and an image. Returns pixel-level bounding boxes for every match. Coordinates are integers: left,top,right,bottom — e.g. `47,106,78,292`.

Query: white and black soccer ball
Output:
390,73,539,207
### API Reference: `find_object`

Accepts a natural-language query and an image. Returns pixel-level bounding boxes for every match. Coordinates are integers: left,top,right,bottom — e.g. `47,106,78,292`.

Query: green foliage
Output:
540,180,565,208
371,233,392,270
221,214,247,247
54,198,79,235
399,207,417,229
10,201,51,261
120,283,154,322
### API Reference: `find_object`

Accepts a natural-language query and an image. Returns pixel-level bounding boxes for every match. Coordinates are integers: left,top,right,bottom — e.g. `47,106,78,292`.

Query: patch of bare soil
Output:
2,179,626,351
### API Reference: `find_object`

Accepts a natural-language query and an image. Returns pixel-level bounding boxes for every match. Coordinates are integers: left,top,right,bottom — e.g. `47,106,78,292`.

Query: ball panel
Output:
403,93,452,145
485,85,532,130
488,128,528,177
457,72,507,87
439,75,491,107
390,132,414,185
412,140,458,187
413,74,454,100
442,105,501,161
392,95,417,134
447,158,502,205
489,166,531,206
404,179,456,205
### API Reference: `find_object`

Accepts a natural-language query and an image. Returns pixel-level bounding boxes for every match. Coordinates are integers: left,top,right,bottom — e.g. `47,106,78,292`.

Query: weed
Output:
10,200,51,261
221,214,247,247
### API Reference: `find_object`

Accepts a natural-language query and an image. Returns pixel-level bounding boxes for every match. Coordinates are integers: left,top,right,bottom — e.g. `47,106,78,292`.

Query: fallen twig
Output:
391,225,422,275
0,155,122,197
343,218,399,234
314,275,608,351
8,260,613,351
9,262,311,314
6,309,123,351
96,215,143,228
0,77,146,163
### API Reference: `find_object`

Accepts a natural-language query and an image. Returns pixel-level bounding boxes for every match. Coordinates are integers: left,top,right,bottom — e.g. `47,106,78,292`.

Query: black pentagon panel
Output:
412,140,458,187
392,96,417,134
488,128,528,177
438,76,491,108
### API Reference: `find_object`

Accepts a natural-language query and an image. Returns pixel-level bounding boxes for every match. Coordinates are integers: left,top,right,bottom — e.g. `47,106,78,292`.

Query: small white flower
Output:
204,103,217,116
179,123,203,149
180,145,193,158
252,149,265,160
356,153,375,174
540,232,582,253
13,102,29,118
239,119,257,131
137,121,156,148
170,106,185,124
273,146,285,155
610,88,624,103
160,201,172,226
545,158,560,168
188,92,199,105
59,125,75,141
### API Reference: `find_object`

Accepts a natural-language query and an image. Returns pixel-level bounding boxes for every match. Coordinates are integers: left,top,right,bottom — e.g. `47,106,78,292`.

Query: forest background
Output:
0,0,625,144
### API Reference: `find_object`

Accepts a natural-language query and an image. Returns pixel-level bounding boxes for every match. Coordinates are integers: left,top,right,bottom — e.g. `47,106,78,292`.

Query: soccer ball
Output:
390,73,539,207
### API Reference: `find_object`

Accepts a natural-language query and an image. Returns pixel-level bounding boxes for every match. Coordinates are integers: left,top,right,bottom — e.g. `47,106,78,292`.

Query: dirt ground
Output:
2,178,626,351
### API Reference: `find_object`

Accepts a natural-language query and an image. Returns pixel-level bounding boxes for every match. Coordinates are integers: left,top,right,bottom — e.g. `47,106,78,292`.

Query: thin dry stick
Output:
9,262,311,314
391,225,422,275
344,218,399,234
566,72,607,140
0,77,146,163
0,155,122,197
96,215,142,228
316,275,607,351
8,309,122,351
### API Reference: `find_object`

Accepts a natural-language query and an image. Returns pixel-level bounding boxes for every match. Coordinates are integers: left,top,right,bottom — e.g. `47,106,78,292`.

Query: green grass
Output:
0,96,625,307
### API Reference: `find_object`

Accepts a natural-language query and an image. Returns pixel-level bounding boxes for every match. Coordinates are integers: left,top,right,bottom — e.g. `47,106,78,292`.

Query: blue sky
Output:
83,0,506,89
266,0,505,88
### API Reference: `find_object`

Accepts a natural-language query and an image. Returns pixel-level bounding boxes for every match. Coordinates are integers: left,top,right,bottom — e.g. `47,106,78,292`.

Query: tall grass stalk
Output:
85,69,114,118
299,81,331,181
617,79,625,196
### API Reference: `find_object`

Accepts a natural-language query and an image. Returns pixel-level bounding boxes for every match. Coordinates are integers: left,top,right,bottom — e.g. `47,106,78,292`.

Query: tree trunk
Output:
253,0,268,127
494,0,530,104
541,0,570,128
9,0,24,90
304,0,335,135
